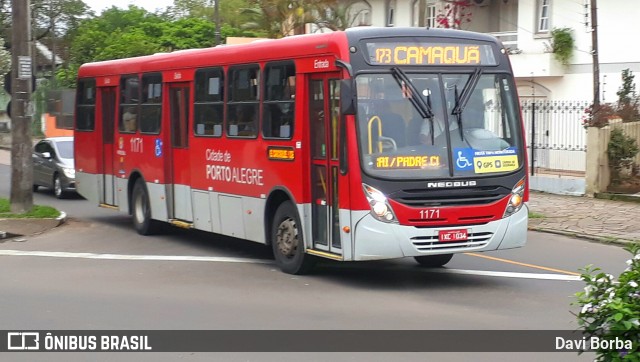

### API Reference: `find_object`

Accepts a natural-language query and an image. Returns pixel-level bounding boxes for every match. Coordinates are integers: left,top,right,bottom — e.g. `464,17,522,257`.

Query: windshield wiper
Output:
452,68,483,142
391,67,435,145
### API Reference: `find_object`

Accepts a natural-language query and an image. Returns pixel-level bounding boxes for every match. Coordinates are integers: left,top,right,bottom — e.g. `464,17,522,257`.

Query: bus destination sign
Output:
267,146,295,161
366,42,497,66
374,155,441,169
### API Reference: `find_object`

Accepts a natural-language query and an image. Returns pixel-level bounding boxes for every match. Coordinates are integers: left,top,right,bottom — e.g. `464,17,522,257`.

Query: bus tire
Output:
132,179,161,235
271,201,315,275
414,254,453,267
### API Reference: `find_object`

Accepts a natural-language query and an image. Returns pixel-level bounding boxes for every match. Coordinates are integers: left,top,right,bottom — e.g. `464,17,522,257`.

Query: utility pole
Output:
591,0,600,110
10,0,33,213
214,0,221,46
50,0,56,81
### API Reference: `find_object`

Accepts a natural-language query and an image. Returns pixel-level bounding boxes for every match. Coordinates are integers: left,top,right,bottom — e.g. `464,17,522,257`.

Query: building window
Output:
349,1,372,27
387,0,396,27
537,0,550,33
413,0,436,28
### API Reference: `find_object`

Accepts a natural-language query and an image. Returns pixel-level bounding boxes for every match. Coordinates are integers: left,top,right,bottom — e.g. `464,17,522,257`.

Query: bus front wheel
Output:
132,179,161,235
271,201,315,275
414,254,453,267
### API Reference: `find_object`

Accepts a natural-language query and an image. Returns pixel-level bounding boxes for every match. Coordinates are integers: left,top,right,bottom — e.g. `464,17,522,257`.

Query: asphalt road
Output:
0,164,633,361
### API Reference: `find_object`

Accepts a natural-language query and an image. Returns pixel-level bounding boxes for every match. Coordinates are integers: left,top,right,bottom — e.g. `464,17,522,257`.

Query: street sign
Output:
18,56,32,79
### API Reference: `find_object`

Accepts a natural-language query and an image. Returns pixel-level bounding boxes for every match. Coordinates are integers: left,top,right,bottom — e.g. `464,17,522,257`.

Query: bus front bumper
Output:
351,205,528,261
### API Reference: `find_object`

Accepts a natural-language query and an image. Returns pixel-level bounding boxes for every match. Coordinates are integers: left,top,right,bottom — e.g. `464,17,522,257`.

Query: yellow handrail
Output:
367,115,382,154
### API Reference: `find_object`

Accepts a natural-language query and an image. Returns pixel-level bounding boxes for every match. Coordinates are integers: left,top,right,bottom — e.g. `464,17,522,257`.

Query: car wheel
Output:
132,179,161,235
53,174,65,199
414,254,454,268
271,201,315,275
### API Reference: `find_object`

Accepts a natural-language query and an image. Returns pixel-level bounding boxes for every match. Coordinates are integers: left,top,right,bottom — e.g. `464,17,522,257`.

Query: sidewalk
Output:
0,143,638,244
528,192,640,244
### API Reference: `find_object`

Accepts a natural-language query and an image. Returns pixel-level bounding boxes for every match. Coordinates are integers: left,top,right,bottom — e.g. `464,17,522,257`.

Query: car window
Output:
34,142,48,154
55,141,74,159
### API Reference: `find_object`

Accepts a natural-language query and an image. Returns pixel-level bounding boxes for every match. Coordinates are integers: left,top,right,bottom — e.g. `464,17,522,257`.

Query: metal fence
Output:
521,99,589,176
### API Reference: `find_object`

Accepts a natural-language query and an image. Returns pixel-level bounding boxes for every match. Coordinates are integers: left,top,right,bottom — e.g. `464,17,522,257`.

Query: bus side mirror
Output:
340,79,356,115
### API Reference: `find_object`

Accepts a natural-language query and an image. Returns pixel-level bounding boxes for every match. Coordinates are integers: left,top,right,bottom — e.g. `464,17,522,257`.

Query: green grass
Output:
0,197,60,218
529,211,545,219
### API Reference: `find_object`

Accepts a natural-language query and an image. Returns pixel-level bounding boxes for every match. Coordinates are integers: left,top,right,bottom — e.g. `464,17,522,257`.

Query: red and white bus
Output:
75,27,528,274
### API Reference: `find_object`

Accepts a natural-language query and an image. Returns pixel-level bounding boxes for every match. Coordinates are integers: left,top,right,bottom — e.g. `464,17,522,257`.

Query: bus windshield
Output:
356,71,523,179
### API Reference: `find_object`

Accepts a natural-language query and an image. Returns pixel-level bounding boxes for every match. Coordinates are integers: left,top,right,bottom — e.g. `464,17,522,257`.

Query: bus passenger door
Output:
99,86,117,205
167,83,193,222
308,74,343,256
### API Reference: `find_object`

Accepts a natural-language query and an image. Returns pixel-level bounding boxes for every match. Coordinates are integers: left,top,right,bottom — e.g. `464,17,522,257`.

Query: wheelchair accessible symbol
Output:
155,139,163,157
455,149,473,170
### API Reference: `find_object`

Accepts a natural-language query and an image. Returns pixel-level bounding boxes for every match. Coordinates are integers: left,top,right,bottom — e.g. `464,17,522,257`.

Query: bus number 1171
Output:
420,209,440,219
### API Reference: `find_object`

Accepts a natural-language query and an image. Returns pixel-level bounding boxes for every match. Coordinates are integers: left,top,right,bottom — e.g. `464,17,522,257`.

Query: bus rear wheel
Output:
132,179,161,235
414,254,453,267
271,201,315,275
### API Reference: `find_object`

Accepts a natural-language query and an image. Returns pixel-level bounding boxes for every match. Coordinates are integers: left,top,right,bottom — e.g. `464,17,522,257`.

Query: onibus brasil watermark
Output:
7,332,151,351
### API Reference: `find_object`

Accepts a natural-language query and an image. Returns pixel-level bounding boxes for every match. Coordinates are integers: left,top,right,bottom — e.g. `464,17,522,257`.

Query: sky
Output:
83,0,174,14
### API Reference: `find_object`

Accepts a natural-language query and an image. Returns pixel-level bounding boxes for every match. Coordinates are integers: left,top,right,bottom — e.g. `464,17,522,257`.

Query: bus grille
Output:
411,232,493,251
392,186,510,207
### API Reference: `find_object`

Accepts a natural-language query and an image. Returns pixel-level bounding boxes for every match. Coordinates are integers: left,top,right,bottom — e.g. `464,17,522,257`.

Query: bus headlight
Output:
362,183,397,223
62,167,75,179
504,178,525,218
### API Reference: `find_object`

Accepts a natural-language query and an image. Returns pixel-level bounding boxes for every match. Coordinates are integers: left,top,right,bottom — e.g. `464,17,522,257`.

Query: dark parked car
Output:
32,137,75,198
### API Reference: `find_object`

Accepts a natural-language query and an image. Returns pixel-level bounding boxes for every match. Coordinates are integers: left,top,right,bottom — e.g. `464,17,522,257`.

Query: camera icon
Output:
7,332,40,350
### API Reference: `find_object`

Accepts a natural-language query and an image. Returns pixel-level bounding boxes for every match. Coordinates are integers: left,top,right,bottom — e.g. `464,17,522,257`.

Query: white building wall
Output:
368,0,387,27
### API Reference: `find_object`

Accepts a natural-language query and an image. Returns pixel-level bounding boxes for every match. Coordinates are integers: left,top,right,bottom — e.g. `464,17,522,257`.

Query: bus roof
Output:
77,27,502,78
77,31,349,78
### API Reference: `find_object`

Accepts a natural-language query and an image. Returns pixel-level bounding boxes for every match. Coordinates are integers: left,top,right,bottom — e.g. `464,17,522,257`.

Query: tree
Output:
169,0,215,19
615,69,640,122
310,0,367,31
617,69,637,108
0,37,9,90
242,0,337,38
167,0,255,30
436,0,473,29
0,0,91,45
66,6,164,66
60,6,249,85
158,17,216,51
608,127,639,181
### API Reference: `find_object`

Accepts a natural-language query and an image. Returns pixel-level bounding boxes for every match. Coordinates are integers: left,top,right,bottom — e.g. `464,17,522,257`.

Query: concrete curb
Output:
0,210,67,237
528,226,638,247
56,210,68,225
594,192,640,203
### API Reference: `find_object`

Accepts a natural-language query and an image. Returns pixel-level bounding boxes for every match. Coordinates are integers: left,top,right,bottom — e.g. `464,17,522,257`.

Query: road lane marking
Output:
0,249,581,281
0,249,271,264
422,268,581,281
464,252,581,276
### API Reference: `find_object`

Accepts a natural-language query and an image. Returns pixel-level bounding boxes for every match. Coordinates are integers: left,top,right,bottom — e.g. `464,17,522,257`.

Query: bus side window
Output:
262,61,295,139
75,78,96,131
140,73,162,134
119,75,139,133
194,67,224,137
227,65,260,138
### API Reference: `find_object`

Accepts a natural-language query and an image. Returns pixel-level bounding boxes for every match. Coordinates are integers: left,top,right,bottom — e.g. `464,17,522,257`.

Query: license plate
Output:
438,229,468,242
